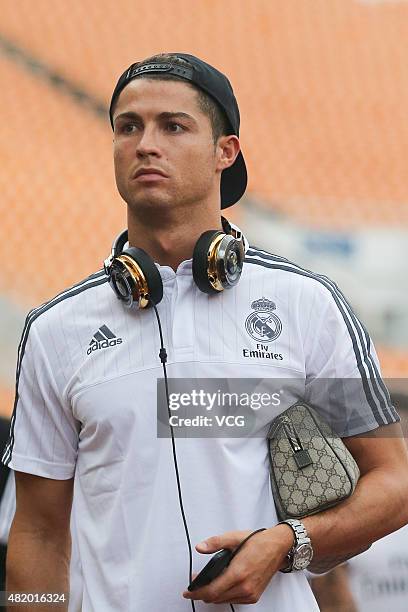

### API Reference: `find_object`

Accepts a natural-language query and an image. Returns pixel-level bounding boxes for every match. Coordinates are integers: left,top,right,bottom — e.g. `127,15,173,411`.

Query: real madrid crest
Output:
245,297,282,343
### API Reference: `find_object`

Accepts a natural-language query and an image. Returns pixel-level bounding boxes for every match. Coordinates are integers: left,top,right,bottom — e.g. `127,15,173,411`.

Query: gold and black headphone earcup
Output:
109,246,163,308
192,230,245,294
192,231,223,294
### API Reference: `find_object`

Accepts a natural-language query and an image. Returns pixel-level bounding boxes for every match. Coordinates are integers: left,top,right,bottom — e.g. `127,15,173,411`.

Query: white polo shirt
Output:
2,245,398,612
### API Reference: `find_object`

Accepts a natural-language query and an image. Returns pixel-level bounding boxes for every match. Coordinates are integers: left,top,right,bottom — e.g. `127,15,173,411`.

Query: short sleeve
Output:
1,319,79,479
303,286,399,437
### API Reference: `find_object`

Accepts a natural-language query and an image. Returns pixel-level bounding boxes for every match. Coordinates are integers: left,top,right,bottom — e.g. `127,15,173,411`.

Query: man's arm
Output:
6,471,74,611
303,422,408,573
183,422,408,605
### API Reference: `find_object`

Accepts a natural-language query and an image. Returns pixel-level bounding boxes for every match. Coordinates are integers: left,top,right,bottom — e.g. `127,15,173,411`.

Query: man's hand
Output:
182,525,293,605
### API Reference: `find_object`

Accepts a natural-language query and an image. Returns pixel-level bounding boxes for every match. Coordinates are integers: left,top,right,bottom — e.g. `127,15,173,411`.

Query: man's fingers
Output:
195,530,250,553
211,579,262,605
197,568,264,605
183,560,241,600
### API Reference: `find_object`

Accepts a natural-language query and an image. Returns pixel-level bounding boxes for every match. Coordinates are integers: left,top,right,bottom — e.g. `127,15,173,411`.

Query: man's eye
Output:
122,123,137,133
115,122,139,135
166,123,184,133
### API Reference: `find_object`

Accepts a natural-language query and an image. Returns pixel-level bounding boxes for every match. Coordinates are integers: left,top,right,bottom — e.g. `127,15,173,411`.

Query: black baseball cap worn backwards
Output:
110,53,247,209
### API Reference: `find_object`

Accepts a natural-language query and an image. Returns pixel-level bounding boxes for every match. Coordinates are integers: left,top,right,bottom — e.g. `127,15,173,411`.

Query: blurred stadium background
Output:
0,0,407,418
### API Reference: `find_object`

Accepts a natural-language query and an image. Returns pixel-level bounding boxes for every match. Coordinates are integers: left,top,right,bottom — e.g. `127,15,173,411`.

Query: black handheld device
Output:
187,549,234,591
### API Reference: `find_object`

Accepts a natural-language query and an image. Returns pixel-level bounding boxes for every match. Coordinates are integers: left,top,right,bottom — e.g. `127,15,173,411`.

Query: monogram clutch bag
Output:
267,401,360,521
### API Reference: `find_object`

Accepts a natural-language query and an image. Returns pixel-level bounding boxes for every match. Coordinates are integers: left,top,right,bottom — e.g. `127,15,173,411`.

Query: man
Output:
2,53,408,611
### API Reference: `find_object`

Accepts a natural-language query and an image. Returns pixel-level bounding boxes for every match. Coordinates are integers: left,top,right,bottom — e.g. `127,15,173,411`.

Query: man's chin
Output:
128,194,175,213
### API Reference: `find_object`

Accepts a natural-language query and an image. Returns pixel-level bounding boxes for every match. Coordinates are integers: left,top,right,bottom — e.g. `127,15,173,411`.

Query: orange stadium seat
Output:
0,0,407,416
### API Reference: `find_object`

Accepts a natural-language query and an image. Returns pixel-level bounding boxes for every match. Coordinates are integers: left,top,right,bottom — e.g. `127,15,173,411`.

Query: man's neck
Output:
127,210,223,271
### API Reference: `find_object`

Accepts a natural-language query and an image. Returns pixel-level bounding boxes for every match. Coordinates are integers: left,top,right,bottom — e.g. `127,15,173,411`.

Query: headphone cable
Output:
152,302,236,612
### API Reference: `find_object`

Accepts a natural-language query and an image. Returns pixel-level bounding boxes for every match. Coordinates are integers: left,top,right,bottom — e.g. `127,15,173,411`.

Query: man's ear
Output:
216,135,240,172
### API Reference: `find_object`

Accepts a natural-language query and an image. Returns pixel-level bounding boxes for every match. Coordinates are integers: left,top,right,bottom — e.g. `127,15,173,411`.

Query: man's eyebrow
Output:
113,111,142,124
158,112,197,124
114,111,197,124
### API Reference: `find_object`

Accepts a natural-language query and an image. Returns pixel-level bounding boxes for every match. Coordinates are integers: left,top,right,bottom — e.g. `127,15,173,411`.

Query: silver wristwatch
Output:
278,519,313,572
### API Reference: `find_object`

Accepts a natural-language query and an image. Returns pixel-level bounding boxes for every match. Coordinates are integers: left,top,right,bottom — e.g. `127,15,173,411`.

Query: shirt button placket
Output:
171,275,194,359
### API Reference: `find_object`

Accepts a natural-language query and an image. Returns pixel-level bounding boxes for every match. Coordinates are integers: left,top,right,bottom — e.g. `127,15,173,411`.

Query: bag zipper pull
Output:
282,417,313,469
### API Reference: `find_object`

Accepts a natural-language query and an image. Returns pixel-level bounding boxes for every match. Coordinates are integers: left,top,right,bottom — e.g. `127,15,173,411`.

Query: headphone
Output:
103,218,247,611
104,217,246,309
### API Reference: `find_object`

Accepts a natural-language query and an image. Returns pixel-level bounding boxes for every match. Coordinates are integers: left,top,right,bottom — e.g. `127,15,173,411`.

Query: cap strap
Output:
127,62,194,81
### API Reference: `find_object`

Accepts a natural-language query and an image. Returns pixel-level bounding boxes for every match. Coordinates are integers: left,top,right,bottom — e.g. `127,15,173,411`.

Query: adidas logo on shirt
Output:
87,324,123,355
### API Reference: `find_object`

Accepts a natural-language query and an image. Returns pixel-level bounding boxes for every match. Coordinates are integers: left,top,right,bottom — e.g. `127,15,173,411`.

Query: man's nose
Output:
136,126,161,158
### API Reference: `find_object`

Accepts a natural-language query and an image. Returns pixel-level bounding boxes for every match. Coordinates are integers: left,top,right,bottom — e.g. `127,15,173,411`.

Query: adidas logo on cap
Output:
87,324,123,355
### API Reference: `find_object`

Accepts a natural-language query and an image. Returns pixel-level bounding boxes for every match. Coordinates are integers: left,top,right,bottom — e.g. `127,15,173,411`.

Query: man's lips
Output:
133,167,169,181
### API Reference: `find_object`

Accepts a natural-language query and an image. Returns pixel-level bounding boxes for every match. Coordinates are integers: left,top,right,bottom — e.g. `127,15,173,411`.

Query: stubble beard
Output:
125,180,214,225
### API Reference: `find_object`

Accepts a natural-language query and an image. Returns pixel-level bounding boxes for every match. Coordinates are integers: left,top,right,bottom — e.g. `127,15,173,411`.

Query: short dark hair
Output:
117,53,230,143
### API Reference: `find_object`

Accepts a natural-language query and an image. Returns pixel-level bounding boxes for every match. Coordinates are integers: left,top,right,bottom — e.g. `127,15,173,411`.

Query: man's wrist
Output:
278,519,314,572
265,524,295,570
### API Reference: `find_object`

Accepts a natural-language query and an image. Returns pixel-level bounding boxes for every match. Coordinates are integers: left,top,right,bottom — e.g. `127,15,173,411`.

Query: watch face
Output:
293,544,313,570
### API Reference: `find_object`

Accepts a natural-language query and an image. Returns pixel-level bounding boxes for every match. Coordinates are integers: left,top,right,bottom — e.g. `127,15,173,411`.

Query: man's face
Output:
112,78,223,214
